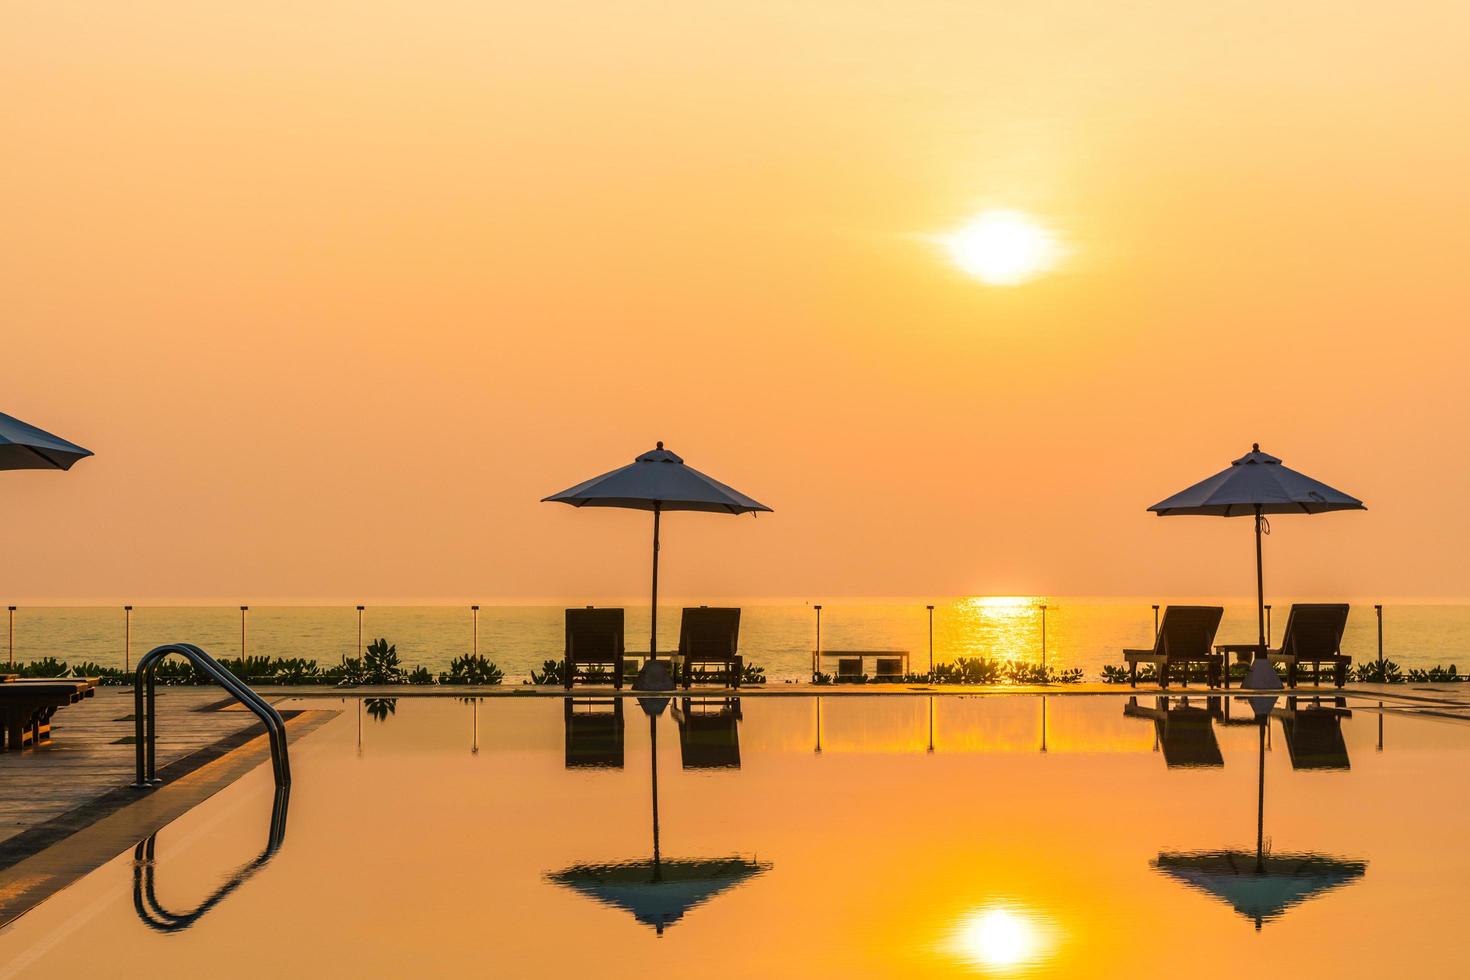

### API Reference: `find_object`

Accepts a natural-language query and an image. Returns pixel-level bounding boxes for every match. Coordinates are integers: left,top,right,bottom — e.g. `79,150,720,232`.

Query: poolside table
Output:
1214,644,1265,688
0,678,94,750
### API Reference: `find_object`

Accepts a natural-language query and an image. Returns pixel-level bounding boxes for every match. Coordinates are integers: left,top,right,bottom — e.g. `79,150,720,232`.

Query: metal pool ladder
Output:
132,642,291,789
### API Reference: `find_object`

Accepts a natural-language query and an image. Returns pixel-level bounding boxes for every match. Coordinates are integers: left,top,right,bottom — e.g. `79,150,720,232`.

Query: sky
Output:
4,1,1470,602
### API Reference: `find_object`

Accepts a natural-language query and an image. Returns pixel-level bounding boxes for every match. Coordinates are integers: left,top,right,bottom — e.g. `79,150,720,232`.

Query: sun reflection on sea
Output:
955,596,1046,662
947,904,1059,974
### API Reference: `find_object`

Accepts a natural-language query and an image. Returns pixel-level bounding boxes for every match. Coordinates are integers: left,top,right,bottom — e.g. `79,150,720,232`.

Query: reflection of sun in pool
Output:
949,906,1055,972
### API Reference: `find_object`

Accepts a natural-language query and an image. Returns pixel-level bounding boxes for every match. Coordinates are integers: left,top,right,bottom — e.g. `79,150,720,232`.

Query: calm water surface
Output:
6,598,1470,681
1,694,1466,977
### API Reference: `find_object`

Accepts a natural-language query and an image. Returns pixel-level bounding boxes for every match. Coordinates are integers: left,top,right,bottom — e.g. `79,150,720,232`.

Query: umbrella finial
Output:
657,441,663,450
1252,442,1259,453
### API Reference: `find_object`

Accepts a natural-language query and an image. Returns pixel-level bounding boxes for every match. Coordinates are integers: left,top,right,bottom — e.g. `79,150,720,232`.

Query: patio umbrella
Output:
1148,444,1363,678
0,411,93,471
546,697,771,935
542,442,771,660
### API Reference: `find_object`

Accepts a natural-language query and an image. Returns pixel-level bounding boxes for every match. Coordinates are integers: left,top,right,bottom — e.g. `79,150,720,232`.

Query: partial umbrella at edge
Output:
0,411,94,471
1147,445,1363,683
542,442,771,660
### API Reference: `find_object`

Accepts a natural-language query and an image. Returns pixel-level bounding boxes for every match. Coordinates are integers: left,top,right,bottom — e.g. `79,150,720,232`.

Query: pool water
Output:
1,694,1466,978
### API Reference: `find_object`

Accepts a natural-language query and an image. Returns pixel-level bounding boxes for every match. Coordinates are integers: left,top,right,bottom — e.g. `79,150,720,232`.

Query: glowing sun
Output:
941,210,1059,285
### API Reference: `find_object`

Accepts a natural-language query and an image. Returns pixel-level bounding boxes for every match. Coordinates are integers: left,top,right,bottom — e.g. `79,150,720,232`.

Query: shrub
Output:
740,662,767,685
17,657,70,678
530,660,565,685
363,638,402,685
271,657,323,684
811,671,833,685
405,665,434,685
326,656,367,686
440,654,505,685
1353,660,1404,684
69,661,128,685
1406,664,1461,683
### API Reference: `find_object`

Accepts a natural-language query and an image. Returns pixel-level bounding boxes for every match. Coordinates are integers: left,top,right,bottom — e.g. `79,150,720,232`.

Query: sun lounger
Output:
564,607,625,689
836,658,863,682
672,697,742,768
1124,695,1224,768
1123,606,1224,688
673,607,742,689
1272,696,1352,769
875,657,903,681
564,697,625,768
1267,604,1351,688
0,678,93,750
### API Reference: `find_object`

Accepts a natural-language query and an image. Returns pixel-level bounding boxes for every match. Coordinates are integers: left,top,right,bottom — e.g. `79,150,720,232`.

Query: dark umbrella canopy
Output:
543,443,771,515
546,857,771,935
543,443,771,660
1153,851,1366,929
0,411,93,471
1149,446,1363,517
1148,445,1364,682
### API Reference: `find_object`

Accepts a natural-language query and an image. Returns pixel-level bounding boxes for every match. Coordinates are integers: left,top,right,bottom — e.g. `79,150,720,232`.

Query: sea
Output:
5,598,1467,682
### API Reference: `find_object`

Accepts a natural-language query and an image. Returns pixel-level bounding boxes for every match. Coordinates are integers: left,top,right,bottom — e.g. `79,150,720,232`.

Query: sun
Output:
941,210,1059,285
948,906,1055,972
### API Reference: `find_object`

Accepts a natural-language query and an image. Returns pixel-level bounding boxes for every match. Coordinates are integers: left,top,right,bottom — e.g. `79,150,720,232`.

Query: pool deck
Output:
0,688,337,930
1,680,1467,930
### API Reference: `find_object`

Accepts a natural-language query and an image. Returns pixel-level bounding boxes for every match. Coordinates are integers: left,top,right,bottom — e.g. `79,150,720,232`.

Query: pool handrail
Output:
132,642,290,789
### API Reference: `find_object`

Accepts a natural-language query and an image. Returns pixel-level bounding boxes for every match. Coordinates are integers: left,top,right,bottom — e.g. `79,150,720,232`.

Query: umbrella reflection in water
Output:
548,697,770,935
1153,693,1366,929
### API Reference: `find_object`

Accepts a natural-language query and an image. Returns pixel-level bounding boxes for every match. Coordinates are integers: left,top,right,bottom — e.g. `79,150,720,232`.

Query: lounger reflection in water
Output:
564,698,625,769
1273,696,1352,770
672,697,742,769
1124,696,1224,768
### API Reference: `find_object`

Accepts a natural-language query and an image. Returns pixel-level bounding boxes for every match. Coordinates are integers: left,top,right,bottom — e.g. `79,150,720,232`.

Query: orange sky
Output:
4,2,1469,601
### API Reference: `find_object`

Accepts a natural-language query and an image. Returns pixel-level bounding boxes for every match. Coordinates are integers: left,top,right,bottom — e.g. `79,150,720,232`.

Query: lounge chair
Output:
836,658,863,683
674,607,742,689
0,678,93,750
1123,606,1224,688
672,697,742,768
1268,604,1351,688
1124,695,1224,768
564,697,625,769
564,607,625,689
1272,696,1352,769
874,657,903,681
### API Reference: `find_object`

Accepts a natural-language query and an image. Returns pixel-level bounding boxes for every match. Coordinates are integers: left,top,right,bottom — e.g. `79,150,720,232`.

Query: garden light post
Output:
356,605,365,660
240,606,248,659
926,604,934,675
7,606,13,668
814,604,822,678
1040,603,1048,668
1375,604,1383,668
124,605,133,672
1265,604,1273,645
471,604,479,658
1152,604,1160,639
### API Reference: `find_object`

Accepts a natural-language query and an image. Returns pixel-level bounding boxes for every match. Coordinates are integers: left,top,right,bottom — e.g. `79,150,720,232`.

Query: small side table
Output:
1214,644,1266,689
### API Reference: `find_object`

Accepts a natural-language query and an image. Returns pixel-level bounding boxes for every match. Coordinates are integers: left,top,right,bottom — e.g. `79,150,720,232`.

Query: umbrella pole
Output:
1256,717,1267,874
650,710,661,878
651,502,661,662
1254,505,1267,660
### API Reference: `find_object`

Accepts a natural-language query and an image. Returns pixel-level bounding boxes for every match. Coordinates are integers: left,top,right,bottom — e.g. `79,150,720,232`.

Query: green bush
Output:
1405,664,1461,682
17,657,70,678
405,665,434,685
363,638,402,685
441,654,505,685
326,656,366,686
69,661,128,685
740,662,767,685
530,660,565,685
1354,660,1404,684
810,671,832,685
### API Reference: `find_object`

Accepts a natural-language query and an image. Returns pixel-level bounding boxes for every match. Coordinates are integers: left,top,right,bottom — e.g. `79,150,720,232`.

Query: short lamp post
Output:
471,604,480,658
1375,604,1384,667
356,605,365,659
1040,603,1048,669
926,604,935,675
1265,604,1273,646
7,606,14,669
240,606,249,659
124,605,133,672
813,604,823,678
1152,604,1160,639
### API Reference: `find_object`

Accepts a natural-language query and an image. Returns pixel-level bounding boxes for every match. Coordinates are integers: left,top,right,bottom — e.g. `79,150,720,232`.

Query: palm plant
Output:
363,638,403,684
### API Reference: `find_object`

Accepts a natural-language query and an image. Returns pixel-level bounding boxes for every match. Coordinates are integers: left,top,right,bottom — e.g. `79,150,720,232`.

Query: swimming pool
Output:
1,693,1466,977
